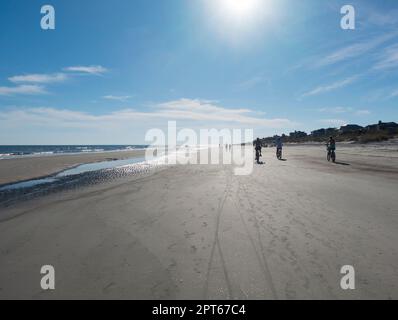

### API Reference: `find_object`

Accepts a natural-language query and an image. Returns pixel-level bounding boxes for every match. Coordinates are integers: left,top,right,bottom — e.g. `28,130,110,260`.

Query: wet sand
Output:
0,145,397,299
0,150,146,185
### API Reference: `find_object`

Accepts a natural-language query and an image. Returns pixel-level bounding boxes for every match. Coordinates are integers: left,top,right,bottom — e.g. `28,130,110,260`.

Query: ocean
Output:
0,145,148,159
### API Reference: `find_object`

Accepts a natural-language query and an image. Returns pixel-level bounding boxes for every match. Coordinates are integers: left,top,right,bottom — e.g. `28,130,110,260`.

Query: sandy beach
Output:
0,150,146,185
0,144,397,299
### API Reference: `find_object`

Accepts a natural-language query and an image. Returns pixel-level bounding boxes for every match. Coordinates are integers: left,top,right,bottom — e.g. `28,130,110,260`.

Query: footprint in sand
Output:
103,282,116,293
190,245,197,253
184,231,195,239
167,259,177,271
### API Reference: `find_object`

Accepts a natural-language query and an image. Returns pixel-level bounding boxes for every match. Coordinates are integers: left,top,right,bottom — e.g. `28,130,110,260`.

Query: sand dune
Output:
0,145,397,299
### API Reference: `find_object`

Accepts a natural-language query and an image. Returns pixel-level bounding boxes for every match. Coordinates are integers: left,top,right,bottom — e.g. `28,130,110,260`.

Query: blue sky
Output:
0,0,397,144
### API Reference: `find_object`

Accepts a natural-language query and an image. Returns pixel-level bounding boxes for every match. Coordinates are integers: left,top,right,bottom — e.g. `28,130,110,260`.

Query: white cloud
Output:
0,99,298,144
103,95,131,102
373,44,398,70
355,110,371,116
390,89,398,98
313,32,398,68
64,65,108,75
156,99,292,127
302,77,357,98
317,107,370,116
1,66,107,96
0,85,47,96
367,10,398,26
8,73,67,84
238,75,268,90
318,107,353,114
318,119,347,127
0,99,295,129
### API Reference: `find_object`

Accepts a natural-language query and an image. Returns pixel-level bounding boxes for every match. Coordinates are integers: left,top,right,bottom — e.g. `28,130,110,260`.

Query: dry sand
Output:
0,150,146,185
0,145,397,299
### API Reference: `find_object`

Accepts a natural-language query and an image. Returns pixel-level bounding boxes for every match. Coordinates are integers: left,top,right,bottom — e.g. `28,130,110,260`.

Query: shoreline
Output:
0,149,147,185
1,142,397,186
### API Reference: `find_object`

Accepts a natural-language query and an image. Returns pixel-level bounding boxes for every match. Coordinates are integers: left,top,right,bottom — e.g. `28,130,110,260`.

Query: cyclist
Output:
327,136,336,152
326,136,336,162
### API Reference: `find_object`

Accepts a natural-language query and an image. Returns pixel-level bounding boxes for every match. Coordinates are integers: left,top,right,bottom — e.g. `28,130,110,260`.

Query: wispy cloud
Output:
355,109,371,116
373,44,398,70
389,88,398,98
8,73,67,84
103,95,131,102
317,106,370,116
302,76,357,98
154,99,293,127
313,32,398,68
156,99,283,125
318,107,353,114
0,85,47,96
0,99,295,129
64,65,108,75
238,75,268,90
318,119,347,127
1,65,108,96
367,10,398,26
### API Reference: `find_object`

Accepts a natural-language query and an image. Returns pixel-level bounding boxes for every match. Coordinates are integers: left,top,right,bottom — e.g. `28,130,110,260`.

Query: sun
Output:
205,0,273,32
219,0,261,21
202,0,275,44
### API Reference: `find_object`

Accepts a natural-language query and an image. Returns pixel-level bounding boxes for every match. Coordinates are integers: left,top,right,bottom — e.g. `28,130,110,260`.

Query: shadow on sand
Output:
334,161,350,166
279,159,287,162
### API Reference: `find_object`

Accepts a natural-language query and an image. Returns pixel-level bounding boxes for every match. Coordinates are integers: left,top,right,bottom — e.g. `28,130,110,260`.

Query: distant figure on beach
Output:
254,138,262,164
275,137,283,160
326,136,336,162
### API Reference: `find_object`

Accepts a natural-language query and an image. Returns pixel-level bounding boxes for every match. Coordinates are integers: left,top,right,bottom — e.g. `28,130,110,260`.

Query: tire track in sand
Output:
239,181,279,299
232,179,274,298
203,169,234,299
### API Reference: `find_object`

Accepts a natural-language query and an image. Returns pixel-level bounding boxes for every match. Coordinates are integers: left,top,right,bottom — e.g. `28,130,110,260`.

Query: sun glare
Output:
220,0,261,21
205,0,273,40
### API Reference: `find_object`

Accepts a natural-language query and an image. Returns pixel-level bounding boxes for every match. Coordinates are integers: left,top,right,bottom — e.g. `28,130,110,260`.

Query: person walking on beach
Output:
254,138,262,164
275,136,283,160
